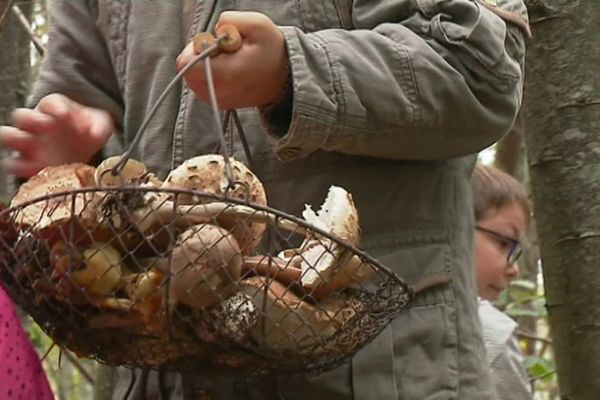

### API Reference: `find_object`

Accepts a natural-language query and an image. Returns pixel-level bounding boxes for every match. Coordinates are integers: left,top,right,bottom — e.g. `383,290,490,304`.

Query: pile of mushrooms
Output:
6,154,378,362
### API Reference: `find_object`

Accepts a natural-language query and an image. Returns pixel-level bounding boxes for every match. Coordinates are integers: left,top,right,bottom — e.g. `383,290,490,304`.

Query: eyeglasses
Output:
475,225,523,265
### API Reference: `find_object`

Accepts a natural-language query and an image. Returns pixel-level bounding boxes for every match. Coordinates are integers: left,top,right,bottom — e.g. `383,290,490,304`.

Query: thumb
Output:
215,11,274,40
36,93,75,122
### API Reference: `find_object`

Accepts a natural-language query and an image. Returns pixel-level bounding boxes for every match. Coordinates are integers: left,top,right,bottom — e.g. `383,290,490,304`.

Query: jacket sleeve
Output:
263,0,528,161
27,0,124,130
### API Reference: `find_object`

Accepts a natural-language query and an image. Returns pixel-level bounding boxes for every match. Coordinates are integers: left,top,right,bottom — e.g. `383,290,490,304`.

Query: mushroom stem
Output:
149,201,306,235
242,255,301,285
241,253,376,300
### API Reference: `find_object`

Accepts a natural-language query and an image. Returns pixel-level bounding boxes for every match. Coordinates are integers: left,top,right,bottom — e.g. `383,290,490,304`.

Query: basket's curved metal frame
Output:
0,186,408,289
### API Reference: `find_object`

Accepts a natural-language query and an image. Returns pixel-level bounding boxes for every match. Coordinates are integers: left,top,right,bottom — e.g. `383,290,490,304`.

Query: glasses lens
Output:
508,243,523,264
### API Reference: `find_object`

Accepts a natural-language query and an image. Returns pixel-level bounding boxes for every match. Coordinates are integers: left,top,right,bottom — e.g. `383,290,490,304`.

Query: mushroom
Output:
242,252,376,300
194,291,259,343
95,156,161,187
287,185,370,295
162,155,268,254
168,223,243,309
121,267,167,331
95,157,175,251
10,163,108,244
234,276,365,351
73,242,125,296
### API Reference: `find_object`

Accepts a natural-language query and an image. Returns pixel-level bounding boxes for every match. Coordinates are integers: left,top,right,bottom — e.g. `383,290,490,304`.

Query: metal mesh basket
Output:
0,33,450,377
0,186,419,376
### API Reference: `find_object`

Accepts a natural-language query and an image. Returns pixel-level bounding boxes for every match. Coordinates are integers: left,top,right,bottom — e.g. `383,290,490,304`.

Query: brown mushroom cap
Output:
169,223,243,309
237,276,363,351
162,155,267,254
10,163,109,244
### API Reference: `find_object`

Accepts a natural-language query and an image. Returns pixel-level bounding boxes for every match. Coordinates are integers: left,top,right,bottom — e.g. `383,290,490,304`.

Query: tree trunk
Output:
524,1,600,399
0,0,31,200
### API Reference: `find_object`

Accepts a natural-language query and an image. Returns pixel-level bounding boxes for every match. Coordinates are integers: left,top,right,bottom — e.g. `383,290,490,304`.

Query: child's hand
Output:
0,93,114,177
176,11,289,110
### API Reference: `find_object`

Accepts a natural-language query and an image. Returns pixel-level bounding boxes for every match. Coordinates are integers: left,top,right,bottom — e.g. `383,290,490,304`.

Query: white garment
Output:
479,299,532,400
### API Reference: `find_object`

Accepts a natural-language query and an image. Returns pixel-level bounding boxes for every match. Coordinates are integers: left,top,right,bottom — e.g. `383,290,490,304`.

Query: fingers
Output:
11,108,57,135
1,157,44,178
176,41,196,72
0,126,38,155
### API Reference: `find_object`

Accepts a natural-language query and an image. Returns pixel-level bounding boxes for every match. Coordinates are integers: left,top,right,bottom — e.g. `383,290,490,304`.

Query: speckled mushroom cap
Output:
95,156,162,187
169,223,243,309
162,155,266,205
10,163,100,231
162,155,268,254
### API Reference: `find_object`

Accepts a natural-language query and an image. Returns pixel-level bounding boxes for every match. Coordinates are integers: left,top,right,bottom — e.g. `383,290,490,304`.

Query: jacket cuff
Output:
261,26,338,162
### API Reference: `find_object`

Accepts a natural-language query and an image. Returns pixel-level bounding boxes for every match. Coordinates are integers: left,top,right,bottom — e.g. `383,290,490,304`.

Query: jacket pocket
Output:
351,234,459,400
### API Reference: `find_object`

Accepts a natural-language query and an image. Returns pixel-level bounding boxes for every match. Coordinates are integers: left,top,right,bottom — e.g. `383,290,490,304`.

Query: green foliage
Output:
496,278,558,399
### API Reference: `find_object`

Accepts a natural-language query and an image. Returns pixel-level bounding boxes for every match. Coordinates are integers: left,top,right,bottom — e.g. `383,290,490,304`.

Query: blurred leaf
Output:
505,306,545,318
510,279,537,292
524,356,555,382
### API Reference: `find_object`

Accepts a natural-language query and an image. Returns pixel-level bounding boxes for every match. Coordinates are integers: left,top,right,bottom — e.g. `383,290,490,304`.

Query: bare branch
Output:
0,0,16,32
557,99,600,110
11,4,45,56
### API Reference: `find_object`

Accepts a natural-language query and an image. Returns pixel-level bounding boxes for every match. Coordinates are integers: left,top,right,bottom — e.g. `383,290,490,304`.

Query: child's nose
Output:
506,262,520,279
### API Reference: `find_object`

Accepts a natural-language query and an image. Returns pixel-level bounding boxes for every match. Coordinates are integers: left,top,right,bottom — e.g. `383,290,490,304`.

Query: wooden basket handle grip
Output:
193,24,242,55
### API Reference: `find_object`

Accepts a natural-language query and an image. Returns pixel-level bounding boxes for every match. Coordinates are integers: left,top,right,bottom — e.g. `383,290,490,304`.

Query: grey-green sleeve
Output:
27,0,124,129
264,0,528,161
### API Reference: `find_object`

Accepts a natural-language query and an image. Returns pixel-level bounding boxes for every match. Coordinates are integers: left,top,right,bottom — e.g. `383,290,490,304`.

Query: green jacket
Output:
30,0,529,398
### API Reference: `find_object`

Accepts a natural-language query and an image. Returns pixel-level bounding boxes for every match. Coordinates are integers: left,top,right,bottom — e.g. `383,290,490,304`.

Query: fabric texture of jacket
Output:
29,0,529,398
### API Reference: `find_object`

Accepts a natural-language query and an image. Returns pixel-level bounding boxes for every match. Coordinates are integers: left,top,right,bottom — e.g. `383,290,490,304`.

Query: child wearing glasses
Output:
471,163,533,400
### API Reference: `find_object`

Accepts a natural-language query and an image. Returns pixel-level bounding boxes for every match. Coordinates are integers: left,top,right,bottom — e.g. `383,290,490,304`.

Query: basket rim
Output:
1,186,409,291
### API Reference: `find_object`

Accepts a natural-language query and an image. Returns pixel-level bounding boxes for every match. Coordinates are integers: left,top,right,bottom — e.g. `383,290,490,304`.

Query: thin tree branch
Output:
555,231,600,245
557,99,600,110
530,369,556,382
531,14,561,24
61,349,96,385
11,4,45,56
515,329,553,345
0,0,16,32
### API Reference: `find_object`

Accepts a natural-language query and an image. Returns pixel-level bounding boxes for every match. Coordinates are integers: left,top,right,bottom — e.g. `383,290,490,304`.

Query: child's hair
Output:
471,163,530,224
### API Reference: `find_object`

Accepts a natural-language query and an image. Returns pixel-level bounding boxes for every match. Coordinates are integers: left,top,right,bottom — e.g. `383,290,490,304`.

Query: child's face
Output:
474,201,528,301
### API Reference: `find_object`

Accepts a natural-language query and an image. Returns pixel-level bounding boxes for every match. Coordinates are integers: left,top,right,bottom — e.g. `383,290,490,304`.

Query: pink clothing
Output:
0,284,54,399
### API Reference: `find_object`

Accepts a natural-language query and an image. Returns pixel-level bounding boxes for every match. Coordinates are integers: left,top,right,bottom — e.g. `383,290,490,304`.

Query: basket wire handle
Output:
110,27,244,190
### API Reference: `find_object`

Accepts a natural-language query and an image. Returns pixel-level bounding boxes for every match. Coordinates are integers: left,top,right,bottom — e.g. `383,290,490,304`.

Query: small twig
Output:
0,0,16,32
557,99,600,110
529,368,556,382
62,349,96,385
11,4,45,56
41,343,95,384
40,342,57,362
530,14,561,24
528,156,564,168
554,231,600,245
515,329,552,345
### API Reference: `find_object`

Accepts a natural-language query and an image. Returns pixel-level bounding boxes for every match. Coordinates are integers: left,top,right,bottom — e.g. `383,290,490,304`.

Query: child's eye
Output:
497,239,512,249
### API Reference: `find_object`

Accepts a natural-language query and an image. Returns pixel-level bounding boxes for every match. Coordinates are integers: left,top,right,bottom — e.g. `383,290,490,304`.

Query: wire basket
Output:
0,184,423,376
0,32,450,377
